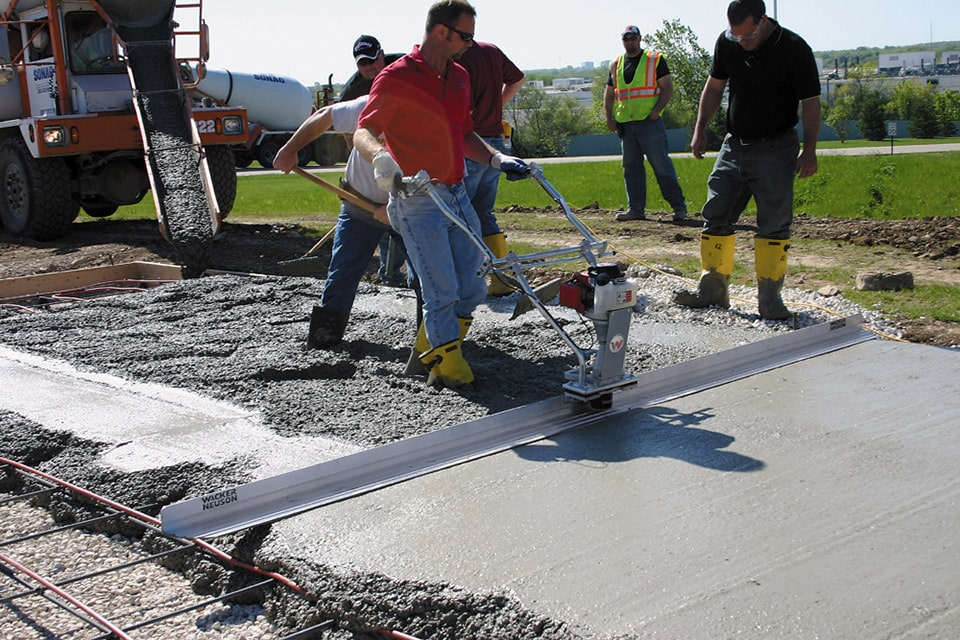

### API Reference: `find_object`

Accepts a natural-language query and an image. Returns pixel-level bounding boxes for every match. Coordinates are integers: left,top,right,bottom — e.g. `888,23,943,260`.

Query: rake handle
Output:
291,167,380,215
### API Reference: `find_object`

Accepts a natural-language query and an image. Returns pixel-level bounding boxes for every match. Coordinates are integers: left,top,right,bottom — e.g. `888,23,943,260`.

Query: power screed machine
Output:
399,163,638,409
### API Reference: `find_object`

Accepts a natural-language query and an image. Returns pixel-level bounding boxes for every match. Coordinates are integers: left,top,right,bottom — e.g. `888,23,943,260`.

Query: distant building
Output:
942,51,960,74
878,52,937,76
551,77,589,90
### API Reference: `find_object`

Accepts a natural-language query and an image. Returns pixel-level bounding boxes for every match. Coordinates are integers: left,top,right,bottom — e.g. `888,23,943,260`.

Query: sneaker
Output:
615,209,647,221
672,210,688,222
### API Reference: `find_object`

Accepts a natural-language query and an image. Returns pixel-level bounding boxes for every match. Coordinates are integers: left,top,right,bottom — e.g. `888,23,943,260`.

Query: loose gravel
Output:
0,268,896,638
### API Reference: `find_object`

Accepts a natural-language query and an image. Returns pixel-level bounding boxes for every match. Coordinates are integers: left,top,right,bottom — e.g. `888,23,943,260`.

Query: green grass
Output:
817,137,958,149
845,284,960,323
497,153,960,219
92,172,347,223
102,152,960,224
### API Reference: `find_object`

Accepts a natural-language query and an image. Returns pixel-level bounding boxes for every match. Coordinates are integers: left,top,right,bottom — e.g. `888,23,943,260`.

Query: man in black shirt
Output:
339,35,403,102
674,0,820,320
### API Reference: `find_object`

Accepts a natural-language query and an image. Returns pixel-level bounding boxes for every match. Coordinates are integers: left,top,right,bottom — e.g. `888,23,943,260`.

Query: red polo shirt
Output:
358,45,473,185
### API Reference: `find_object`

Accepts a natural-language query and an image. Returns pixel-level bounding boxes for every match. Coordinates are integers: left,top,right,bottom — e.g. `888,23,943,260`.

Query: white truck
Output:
186,66,350,169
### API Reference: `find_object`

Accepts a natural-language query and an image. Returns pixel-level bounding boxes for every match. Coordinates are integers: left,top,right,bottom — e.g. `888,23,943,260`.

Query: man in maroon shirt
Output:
353,0,528,388
458,41,525,295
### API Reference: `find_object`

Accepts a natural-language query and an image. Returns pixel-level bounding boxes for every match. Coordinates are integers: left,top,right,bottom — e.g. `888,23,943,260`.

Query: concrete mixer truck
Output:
0,0,247,272
185,66,349,169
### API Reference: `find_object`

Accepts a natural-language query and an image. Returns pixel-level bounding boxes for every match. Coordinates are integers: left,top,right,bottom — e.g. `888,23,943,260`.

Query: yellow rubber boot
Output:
482,233,515,297
673,234,736,309
755,238,791,320
420,340,474,388
403,320,431,376
458,316,473,342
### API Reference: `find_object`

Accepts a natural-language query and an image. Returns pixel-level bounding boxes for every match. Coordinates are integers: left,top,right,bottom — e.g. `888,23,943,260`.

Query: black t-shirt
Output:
709,20,820,139
339,53,404,101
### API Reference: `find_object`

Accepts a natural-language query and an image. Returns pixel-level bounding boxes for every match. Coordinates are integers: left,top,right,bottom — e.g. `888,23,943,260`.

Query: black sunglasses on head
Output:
442,22,474,42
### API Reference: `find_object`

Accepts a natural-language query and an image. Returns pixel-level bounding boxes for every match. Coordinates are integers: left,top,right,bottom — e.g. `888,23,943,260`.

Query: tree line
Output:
825,73,960,141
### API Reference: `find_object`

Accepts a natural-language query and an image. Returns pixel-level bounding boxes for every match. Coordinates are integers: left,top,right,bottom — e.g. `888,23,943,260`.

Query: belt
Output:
339,178,386,208
733,129,794,145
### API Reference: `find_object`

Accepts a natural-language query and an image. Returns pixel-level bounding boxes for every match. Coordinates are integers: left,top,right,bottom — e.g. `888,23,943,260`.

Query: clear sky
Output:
201,0,959,87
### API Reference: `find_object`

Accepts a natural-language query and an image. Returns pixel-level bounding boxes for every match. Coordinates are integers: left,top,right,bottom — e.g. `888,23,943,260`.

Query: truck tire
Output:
234,149,254,168
83,203,119,218
314,136,344,167
0,138,80,240
297,145,313,167
205,145,236,219
255,140,281,169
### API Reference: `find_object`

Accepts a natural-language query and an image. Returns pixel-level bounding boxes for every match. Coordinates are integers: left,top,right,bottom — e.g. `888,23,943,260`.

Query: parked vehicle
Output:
0,0,246,251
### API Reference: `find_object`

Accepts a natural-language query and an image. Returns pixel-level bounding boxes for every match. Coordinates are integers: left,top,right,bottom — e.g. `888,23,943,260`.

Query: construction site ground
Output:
1,204,959,637
2,209,958,346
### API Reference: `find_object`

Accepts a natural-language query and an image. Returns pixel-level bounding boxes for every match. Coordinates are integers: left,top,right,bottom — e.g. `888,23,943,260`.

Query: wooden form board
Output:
0,262,182,301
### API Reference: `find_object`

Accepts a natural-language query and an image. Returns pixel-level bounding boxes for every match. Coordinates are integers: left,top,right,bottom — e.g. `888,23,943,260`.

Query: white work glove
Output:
372,149,402,192
491,152,529,181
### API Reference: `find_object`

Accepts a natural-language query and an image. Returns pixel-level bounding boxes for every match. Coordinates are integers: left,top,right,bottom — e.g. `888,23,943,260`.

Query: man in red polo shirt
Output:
354,0,528,388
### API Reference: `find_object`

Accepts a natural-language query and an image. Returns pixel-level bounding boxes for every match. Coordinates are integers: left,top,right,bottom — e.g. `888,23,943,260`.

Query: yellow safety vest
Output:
612,51,662,123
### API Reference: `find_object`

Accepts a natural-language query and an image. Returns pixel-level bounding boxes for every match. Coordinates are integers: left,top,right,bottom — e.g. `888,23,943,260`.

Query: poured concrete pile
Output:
121,21,213,277
5,271,953,639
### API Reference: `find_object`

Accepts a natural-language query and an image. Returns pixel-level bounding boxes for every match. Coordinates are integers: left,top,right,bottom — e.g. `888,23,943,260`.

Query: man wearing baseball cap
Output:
340,35,403,102
604,24,688,223
339,35,408,286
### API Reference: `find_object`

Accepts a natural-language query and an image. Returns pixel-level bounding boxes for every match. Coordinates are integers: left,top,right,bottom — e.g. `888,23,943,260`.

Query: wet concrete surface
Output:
275,339,960,637
2,272,957,638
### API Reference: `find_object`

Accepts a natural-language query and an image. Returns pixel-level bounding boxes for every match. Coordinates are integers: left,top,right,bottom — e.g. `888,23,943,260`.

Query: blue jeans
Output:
701,131,798,240
321,201,408,313
387,181,486,348
463,135,506,237
620,118,686,214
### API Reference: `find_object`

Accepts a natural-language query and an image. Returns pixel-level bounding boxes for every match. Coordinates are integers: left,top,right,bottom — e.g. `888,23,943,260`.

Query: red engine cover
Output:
559,272,593,313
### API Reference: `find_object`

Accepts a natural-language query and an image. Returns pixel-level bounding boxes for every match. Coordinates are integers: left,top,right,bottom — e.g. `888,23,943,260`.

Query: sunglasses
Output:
442,23,474,43
357,57,377,67
622,34,639,42
725,18,764,43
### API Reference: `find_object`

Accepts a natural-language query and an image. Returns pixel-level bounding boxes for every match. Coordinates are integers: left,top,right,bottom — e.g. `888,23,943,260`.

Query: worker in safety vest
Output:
604,25,687,223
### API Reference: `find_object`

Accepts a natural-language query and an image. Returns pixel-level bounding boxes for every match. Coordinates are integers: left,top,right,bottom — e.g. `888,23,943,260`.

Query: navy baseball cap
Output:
353,35,381,62
621,25,640,37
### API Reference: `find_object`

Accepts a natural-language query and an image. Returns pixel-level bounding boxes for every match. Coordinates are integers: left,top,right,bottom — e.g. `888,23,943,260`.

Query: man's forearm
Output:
603,86,615,122
353,127,384,163
694,79,724,133
801,97,821,151
464,132,496,165
501,78,524,107
286,107,334,150
651,76,673,118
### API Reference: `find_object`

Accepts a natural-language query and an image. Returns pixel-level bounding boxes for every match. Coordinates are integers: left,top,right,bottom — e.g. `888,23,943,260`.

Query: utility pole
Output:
772,0,778,20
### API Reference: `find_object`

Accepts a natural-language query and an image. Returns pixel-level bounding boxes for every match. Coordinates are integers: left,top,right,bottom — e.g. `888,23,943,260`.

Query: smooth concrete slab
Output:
0,346,358,475
274,339,960,638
